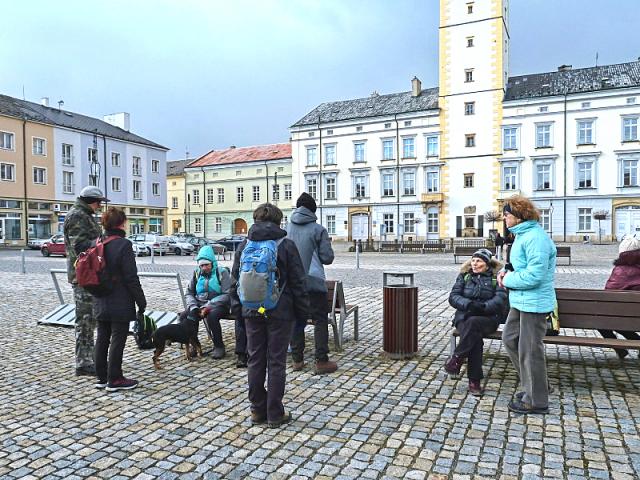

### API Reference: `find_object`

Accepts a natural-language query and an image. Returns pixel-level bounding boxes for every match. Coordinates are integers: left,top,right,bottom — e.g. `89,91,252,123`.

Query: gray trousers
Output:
73,285,96,369
501,308,549,408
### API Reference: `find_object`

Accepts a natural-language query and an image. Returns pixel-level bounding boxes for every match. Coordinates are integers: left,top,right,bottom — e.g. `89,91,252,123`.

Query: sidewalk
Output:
1,267,639,479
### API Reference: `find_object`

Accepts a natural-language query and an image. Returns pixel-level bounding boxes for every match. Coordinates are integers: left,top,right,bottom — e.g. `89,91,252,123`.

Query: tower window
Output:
464,173,474,188
465,69,474,83
467,37,474,48
464,102,475,115
465,134,476,147
467,3,473,14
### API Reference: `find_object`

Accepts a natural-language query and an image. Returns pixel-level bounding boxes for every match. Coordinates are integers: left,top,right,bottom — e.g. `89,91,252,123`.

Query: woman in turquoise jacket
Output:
498,195,556,415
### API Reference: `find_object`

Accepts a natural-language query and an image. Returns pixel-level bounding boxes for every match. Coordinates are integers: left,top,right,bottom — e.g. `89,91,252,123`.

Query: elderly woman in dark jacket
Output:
230,203,309,428
94,207,147,392
601,235,640,358
445,248,508,396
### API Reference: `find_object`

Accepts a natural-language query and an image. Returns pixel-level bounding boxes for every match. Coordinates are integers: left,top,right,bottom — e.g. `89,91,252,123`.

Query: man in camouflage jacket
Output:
63,186,107,376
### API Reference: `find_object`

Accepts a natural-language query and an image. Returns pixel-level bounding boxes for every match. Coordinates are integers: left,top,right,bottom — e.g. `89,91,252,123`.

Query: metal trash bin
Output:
382,271,418,359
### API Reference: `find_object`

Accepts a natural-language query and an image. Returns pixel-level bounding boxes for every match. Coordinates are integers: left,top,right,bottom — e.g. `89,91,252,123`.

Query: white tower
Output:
438,0,509,237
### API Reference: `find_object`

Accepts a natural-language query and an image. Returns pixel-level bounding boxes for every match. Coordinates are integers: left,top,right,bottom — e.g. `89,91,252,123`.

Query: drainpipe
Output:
563,90,568,242
201,166,206,237
22,119,29,243
265,161,269,203
102,136,108,208
395,114,401,240
318,115,323,223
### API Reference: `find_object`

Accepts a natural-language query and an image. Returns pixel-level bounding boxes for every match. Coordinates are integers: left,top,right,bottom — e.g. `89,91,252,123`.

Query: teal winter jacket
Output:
502,220,557,313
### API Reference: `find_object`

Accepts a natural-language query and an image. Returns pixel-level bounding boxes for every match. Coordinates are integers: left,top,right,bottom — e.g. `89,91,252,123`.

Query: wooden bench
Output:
379,242,400,253
213,244,232,261
450,288,640,357
401,243,423,253
556,246,571,265
421,240,447,253
453,246,478,263
212,280,359,351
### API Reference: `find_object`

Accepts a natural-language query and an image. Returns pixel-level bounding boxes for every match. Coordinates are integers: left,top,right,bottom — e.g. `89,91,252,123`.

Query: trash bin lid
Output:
383,271,416,287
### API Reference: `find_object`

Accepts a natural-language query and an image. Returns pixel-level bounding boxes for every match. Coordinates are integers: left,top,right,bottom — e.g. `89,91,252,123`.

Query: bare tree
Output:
593,210,610,244
484,210,502,231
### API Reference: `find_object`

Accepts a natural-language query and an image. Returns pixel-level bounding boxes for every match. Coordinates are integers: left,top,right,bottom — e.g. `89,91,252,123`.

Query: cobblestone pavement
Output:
1,244,639,479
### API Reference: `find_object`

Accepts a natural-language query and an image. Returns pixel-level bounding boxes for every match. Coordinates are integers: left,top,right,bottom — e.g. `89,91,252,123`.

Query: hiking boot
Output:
75,365,96,377
236,353,248,368
443,355,464,378
292,361,305,371
268,411,292,429
106,377,139,392
94,380,108,389
468,379,483,397
251,410,266,425
211,346,226,359
508,399,549,415
315,360,338,375
616,348,629,359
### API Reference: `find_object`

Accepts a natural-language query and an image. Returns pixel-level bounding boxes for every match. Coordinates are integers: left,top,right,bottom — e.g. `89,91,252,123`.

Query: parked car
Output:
129,234,171,255
125,238,149,257
187,237,216,252
41,235,66,257
214,235,247,251
168,236,196,256
28,237,52,250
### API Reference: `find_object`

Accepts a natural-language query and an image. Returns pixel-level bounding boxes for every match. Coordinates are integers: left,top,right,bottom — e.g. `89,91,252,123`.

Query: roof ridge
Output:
508,59,640,80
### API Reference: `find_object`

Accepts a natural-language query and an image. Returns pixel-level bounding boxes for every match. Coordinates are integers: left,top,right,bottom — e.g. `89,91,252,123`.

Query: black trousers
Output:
455,315,499,381
202,303,230,348
598,329,640,356
290,291,330,363
235,317,247,355
245,318,294,422
95,320,129,382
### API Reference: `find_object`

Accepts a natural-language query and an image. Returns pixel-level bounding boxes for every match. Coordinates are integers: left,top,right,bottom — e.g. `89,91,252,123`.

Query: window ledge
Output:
380,158,396,162
534,146,553,149
621,140,640,144
576,187,597,190
503,148,518,152
534,188,553,192
618,185,640,188
401,157,417,160
577,143,596,146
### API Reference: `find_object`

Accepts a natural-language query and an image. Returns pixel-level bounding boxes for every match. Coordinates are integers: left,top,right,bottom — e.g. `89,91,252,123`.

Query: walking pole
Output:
356,242,360,269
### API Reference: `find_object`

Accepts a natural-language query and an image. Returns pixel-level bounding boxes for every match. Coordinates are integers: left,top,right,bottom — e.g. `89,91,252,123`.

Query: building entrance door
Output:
616,206,640,239
0,216,22,244
233,218,248,234
352,213,369,240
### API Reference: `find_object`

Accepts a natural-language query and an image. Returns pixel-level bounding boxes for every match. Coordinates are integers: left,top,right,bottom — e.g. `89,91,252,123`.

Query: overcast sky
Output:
1,0,638,159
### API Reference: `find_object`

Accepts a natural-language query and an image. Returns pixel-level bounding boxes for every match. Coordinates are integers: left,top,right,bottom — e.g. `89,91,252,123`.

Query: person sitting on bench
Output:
444,248,508,396
602,234,640,359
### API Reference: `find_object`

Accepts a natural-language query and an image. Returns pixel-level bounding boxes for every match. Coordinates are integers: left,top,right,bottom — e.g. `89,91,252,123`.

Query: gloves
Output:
468,301,485,314
201,306,212,317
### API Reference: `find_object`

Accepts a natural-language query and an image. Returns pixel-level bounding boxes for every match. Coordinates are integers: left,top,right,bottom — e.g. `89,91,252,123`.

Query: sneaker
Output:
314,360,338,375
291,361,305,371
94,380,108,389
211,346,226,359
443,355,464,377
468,379,483,397
75,365,96,377
251,411,267,425
105,377,139,392
508,399,549,415
268,411,292,429
236,353,248,368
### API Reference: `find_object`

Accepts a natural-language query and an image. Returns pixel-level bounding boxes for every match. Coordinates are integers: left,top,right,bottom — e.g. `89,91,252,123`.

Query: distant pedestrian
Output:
445,248,508,396
601,234,640,359
230,203,309,428
494,232,504,260
498,195,556,415
63,186,105,377
504,231,515,262
287,192,337,375
94,207,147,391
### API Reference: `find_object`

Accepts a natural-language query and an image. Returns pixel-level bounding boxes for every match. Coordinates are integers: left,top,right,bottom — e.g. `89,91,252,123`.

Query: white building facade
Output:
291,0,640,242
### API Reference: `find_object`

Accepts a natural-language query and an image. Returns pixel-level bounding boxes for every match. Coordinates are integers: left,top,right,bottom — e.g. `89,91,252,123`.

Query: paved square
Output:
1,245,639,479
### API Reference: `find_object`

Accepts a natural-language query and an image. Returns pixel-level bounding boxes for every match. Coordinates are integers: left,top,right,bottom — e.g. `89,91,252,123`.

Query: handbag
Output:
545,303,560,336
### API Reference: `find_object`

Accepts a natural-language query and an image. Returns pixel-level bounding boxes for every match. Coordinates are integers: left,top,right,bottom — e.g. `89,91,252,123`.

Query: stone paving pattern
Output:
1,244,639,479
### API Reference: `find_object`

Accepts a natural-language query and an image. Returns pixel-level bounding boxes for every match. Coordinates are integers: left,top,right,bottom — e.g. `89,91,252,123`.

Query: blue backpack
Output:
238,239,285,314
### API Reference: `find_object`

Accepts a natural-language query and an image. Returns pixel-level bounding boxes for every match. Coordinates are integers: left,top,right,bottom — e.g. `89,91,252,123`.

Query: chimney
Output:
41,97,49,107
411,76,422,97
557,64,572,72
229,145,236,149
103,112,130,131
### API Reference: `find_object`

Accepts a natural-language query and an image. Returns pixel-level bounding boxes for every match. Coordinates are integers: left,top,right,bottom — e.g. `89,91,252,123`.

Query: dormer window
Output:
467,3,473,14
467,37,474,47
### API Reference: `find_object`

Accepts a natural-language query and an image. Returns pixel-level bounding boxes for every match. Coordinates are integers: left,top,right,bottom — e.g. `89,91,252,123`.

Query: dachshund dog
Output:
152,310,202,369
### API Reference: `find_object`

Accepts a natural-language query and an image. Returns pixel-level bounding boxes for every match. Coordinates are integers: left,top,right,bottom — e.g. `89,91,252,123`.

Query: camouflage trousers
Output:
73,285,96,368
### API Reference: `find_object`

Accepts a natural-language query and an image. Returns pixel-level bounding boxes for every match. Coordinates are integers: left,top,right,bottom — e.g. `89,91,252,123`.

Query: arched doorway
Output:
233,218,248,234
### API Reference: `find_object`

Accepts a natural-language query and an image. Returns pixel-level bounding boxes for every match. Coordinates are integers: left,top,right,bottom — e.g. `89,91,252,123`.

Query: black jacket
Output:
448,259,508,326
230,221,309,322
94,229,147,323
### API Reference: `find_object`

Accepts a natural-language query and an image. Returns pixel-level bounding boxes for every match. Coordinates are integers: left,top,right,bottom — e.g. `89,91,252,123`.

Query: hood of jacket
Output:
247,221,287,241
195,245,219,270
459,258,503,274
73,197,95,215
614,249,640,266
508,219,538,235
290,207,317,225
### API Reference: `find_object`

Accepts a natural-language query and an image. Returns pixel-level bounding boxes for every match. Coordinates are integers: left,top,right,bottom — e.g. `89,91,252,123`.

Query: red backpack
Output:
75,235,119,296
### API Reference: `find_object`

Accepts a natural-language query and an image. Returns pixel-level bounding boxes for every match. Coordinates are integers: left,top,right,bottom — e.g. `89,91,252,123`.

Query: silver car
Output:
168,236,196,256
129,234,171,255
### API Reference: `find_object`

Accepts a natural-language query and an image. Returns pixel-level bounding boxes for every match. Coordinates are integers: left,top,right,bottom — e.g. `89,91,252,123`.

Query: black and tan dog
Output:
152,311,202,369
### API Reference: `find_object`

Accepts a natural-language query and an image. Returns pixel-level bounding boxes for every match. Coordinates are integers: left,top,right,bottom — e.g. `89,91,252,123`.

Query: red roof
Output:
188,143,291,167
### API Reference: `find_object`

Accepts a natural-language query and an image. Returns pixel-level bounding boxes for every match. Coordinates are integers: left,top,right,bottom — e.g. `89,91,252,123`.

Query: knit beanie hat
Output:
472,248,493,265
296,192,317,213
619,234,640,254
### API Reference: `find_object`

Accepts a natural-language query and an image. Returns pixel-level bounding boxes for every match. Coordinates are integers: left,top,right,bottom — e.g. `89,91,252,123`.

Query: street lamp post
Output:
549,202,554,240
274,171,278,206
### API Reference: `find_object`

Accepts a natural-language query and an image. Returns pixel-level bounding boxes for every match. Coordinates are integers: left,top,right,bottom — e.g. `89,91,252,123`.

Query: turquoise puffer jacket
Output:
503,220,557,313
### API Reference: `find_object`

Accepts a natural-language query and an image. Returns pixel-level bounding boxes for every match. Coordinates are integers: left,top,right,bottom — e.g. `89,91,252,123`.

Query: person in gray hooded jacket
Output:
286,192,338,375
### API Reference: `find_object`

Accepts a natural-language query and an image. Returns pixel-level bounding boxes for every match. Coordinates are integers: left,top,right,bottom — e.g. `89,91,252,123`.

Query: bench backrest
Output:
326,279,347,313
453,246,478,255
556,288,640,331
556,246,571,256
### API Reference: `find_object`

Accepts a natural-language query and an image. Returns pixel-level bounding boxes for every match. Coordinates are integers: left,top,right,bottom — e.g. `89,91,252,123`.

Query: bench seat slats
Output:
452,329,640,349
